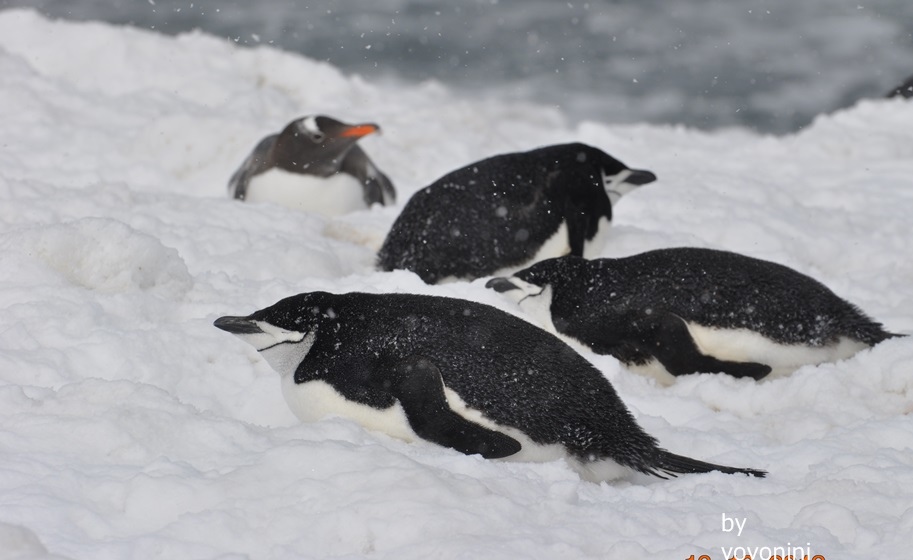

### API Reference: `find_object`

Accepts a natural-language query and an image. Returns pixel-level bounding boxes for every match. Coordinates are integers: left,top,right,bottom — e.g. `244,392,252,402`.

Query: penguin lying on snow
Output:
487,248,901,384
377,143,656,284
214,291,764,481
228,115,396,216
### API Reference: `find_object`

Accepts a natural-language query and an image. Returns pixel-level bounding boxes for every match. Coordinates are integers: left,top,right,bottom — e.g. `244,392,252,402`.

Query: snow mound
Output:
1,217,192,297
0,522,57,560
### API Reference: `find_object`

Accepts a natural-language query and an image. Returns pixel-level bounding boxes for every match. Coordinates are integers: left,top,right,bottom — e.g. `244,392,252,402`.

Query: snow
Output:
0,9,912,560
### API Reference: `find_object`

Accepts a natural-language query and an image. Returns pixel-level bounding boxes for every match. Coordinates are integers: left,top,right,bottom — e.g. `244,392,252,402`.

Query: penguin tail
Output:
858,327,906,346
646,450,767,479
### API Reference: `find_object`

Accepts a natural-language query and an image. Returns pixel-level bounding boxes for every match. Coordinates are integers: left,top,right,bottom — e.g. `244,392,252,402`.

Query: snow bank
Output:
0,9,911,560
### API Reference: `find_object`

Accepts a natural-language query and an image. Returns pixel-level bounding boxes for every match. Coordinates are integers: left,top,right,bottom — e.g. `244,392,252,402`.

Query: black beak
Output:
625,169,657,185
213,315,263,334
485,277,519,293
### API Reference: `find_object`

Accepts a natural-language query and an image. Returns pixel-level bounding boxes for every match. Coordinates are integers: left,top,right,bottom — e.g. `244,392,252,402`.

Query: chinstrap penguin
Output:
486,248,901,384
228,115,396,215
376,143,656,284
214,291,765,482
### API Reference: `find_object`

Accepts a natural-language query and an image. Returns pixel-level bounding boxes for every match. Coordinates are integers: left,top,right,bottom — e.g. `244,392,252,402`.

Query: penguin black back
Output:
377,143,656,284
215,290,764,480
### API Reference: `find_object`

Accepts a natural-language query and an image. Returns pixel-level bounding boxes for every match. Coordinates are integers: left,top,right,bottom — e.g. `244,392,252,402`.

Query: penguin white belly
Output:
582,216,611,258
489,222,571,279
279,375,569,462
685,323,869,379
246,168,366,216
280,375,624,480
629,324,871,385
281,377,418,442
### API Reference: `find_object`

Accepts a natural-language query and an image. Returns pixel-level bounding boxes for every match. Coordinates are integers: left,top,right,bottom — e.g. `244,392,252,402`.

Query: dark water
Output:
4,0,912,133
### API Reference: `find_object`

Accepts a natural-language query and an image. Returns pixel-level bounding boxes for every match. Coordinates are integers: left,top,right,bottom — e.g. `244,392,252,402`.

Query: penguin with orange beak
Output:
228,115,396,215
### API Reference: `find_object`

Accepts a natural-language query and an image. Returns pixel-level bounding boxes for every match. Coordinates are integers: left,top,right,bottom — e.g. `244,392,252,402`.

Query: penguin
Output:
486,248,901,384
376,143,656,284
228,115,396,216
214,291,765,482
886,75,913,99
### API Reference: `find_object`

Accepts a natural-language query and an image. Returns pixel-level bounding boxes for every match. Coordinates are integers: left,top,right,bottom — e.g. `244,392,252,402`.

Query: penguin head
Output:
270,115,381,176
543,143,656,211
214,293,330,378
486,256,588,324
586,147,657,206
487,255,587,296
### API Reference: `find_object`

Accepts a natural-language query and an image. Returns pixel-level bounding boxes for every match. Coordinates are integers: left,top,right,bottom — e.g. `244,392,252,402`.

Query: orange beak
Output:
339,123,380,138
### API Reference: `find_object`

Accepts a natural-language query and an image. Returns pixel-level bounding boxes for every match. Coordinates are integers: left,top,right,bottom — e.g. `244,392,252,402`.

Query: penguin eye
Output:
310,132,326,143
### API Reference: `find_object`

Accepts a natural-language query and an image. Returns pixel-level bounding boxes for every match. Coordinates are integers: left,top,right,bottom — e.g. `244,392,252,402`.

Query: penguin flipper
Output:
228,134,277,200
648,314,772,380
363,173,397,206
564,210,587,257
390,355,522,459
564,196,610,257
227,166,250,200
341,145,397,206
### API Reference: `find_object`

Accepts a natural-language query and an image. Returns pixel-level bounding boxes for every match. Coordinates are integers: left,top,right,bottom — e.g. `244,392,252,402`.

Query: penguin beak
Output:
215,315,310,355
603,168,657,205
339,123,380,139
625,168,657,185
213,315,264,335
487,277,548,307
485,277,520,293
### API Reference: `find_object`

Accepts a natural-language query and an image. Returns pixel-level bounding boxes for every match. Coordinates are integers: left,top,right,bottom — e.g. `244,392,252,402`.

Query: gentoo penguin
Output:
886,75,913,98
376,143,656,284
228,115,396,215
214,291,765,482
486,248,901,384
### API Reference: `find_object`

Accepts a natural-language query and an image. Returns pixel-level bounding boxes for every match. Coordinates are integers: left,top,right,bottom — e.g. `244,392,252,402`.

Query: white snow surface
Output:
0,9,912,560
